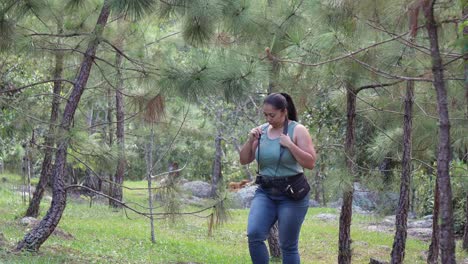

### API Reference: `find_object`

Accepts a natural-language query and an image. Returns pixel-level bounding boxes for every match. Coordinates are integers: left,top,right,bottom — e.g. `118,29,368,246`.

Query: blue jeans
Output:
247,187,309,264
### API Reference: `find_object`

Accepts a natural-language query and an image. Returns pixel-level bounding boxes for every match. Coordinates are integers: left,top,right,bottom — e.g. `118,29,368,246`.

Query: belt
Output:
255,173,303,188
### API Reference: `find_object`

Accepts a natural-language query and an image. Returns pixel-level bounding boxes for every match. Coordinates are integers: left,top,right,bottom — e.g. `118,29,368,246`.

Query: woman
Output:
239,93,316,264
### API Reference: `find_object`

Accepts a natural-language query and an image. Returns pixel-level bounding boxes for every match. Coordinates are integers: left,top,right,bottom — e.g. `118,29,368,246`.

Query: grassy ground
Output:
0,173,467,264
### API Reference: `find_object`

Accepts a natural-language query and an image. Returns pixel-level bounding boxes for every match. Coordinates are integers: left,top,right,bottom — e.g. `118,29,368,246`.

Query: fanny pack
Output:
255,173,310,200
255,119,310,201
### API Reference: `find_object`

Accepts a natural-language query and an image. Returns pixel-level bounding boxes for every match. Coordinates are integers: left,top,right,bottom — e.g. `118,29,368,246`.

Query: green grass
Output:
0,173,467,263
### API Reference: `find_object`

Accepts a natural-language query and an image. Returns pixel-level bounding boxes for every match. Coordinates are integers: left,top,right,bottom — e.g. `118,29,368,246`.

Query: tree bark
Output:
110,32,126,208
390,80,414,264
427,178,440,264
423,1,456,263
15,1,111,251
464,3,468,119
25,19,64,218
267,221,281,258
211,125,223,197
338,86,357,264
146,127,155,243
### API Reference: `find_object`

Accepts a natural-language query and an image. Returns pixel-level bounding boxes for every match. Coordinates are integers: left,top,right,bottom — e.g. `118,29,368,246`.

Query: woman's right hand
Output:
248,127,263,142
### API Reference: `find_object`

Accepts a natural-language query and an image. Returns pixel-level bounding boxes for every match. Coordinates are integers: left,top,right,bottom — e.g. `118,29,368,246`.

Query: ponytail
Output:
263,92,298,121
280,93,298,121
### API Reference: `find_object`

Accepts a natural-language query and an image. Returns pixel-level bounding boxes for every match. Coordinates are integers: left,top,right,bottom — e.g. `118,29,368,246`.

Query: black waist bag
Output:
283,173,310,200
256,173,310,201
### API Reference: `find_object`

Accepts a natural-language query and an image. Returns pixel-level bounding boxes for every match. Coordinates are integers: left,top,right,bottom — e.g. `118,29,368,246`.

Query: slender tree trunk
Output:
107,87,113,146
338,86,357,264
390,80,414,264
268,221,281,258
110,33,125,208
211,126,223,197
146,127,155,243
314,164,325,205
423,1,456,263
15,1,111,251
25,20,64,218
427,178,440,264
464,3,468,119
458,0,467,251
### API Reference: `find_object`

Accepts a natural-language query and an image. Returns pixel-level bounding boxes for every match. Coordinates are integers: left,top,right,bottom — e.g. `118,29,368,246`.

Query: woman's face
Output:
263,103,286,128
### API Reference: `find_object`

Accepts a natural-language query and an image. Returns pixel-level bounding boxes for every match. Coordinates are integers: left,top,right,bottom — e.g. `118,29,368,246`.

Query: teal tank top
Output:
255,121,304,177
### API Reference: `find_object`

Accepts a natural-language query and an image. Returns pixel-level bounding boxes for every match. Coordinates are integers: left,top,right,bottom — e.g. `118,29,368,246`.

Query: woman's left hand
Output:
279,134,294,148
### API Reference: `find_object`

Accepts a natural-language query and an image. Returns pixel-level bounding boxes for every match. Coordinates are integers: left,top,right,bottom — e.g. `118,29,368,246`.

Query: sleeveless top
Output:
255,121,304,177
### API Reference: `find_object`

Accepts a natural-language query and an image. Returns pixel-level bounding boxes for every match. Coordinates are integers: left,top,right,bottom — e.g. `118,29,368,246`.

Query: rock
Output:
232,185,258,208
20,217,39,227
353,205,372,215
181,181,212,198
181,195,206,207
19,217,74,240
382,215,395,226
423,214,433,220
315,213,338,221
407,228,432,241
308,199,320,208
327,198,342,208
408,219,433,229
370,258,389,264
353,182,378,211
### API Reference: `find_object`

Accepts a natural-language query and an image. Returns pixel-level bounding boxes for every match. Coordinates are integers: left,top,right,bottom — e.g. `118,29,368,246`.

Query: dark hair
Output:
263,93,298,121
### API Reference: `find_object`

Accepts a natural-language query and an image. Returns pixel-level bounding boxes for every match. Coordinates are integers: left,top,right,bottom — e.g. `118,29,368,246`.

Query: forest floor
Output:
0,172,467,264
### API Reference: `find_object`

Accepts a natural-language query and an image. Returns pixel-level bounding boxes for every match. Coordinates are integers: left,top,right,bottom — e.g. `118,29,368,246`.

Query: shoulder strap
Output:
274,118,289,175
256,124,269,174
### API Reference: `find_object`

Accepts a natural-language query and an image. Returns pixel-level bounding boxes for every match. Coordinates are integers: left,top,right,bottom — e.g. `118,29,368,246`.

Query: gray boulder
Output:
308,199,320,208
20,217,39,227
315,213,338,221
181,181,212,198
408,219,433,229
353,182,378,211
232,185,258,208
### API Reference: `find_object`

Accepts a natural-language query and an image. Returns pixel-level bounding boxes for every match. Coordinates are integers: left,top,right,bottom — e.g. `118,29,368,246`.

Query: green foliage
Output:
110,0,157,20
3,173,464,263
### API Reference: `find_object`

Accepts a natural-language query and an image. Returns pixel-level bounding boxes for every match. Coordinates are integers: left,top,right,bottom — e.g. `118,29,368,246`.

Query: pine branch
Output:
0,79,75,95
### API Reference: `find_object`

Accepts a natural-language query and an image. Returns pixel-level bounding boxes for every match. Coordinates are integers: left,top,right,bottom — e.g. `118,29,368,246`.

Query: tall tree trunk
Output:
459,0,467,251
423,1,456,263
110,33,125,208
268,221,281,258
25,19,64,218
338,86,357,264
464,3,468,119
15,1,111,251
107,87,113,146
146,127,156,243
427,178,440,263
390,81,414,264
211,124,223,197
314,164,326,205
